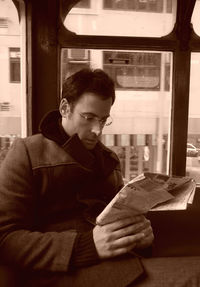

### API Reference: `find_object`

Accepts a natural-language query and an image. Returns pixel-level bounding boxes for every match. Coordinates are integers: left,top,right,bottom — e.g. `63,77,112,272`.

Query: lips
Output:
85,139,97,145
84,138,98,146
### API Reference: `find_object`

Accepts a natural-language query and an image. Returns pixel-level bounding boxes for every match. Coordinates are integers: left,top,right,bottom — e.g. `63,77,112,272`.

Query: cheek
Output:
71,117,83,131
75,122,90,138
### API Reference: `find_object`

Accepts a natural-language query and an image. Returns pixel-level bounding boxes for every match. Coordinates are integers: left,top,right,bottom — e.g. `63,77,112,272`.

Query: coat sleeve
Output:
0,138,77,272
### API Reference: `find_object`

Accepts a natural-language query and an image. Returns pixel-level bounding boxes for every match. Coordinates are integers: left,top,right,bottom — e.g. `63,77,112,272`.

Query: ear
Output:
59,98,70,117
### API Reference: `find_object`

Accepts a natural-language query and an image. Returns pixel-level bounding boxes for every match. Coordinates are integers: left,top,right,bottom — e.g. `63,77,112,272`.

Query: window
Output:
103,51,171,91
64,0,177,37
9,47,21,83
0,0,26,167
191,0,200,36
60,48,173,181
74,0,90,8
0,17,8,28
61,49,90,84
186,53,200,183
103,51,163,91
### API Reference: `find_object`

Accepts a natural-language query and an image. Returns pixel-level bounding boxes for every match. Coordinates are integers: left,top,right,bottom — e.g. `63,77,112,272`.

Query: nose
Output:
91,121,102,136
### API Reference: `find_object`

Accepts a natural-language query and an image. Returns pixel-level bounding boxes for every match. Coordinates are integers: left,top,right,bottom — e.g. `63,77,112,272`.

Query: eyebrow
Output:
82,112,110,119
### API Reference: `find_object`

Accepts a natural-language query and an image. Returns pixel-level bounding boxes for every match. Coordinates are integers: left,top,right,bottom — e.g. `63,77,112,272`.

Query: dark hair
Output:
61,68,115,105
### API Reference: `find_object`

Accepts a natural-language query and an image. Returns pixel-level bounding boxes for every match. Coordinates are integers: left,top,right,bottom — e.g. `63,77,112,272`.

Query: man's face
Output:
61,92,113,150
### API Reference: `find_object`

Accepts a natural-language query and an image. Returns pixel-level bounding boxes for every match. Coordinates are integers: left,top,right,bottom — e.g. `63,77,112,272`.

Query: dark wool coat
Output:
0,111,144,287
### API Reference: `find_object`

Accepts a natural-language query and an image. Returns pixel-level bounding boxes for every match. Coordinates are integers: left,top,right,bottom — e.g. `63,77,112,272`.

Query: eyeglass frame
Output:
78,112,113,127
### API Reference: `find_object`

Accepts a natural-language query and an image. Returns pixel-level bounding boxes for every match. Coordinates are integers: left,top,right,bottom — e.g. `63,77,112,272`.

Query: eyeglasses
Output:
79,113,113,127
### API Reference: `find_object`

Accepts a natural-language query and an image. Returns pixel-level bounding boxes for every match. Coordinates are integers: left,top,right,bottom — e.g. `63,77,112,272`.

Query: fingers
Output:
135,225,154,249
107,215,147,232
93,224,145,259
106,217,151,241
93,216,154,259
143,225,153,237
110,232,145,250
112,221,147,239
104,233,145,257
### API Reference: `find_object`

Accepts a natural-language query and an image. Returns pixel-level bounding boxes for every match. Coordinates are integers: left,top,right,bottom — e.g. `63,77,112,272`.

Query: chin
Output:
85,144,96,150
83,141,97,150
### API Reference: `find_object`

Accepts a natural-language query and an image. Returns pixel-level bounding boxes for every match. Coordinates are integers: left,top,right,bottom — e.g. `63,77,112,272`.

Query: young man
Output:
0,68,153,286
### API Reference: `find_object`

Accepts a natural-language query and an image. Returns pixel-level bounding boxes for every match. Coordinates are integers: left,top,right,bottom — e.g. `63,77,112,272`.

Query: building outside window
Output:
103,0,172,13
0,0,26,166
9,47,21,83
103,51,162,91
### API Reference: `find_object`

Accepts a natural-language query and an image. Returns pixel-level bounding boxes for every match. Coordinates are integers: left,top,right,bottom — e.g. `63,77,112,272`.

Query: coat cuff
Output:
70,230,100,268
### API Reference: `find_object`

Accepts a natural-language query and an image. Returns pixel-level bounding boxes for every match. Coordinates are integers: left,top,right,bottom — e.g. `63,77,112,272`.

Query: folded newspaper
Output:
96,172,196,225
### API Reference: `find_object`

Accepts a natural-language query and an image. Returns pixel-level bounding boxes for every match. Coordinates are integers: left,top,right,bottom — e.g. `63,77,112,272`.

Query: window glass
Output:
61,48,173,182
191,0,200,36
0,0,26,166
74,0,90,8
63,0,177,37
9,47,21,83
103,51,170,91
104,0,171,13
186,53,200,183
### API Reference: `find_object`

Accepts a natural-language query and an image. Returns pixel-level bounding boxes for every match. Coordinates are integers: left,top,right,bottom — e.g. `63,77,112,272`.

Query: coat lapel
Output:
62,134,119,177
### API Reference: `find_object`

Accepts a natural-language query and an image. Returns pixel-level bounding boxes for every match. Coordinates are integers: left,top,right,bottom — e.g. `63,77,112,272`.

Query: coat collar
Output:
62,134,119,176
39,110,119,176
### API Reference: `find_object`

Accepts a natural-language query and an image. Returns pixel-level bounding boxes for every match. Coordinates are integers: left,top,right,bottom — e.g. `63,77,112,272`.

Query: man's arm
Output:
0,139,77,272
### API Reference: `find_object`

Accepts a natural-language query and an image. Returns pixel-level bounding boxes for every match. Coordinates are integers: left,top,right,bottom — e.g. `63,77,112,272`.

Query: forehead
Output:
74,92,113,115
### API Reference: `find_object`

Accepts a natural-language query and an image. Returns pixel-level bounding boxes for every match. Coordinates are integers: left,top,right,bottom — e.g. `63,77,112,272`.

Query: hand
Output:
134,218,154,249
93,215,152,259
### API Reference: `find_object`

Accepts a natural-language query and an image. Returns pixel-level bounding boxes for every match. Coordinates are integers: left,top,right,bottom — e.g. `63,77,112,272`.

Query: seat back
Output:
0,265,20,287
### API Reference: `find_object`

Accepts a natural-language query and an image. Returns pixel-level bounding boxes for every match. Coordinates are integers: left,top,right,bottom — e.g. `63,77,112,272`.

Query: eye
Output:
84,115,94,122
100,118,107,124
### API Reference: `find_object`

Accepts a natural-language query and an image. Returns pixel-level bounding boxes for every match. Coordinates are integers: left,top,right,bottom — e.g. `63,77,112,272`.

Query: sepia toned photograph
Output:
1,1,200,286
